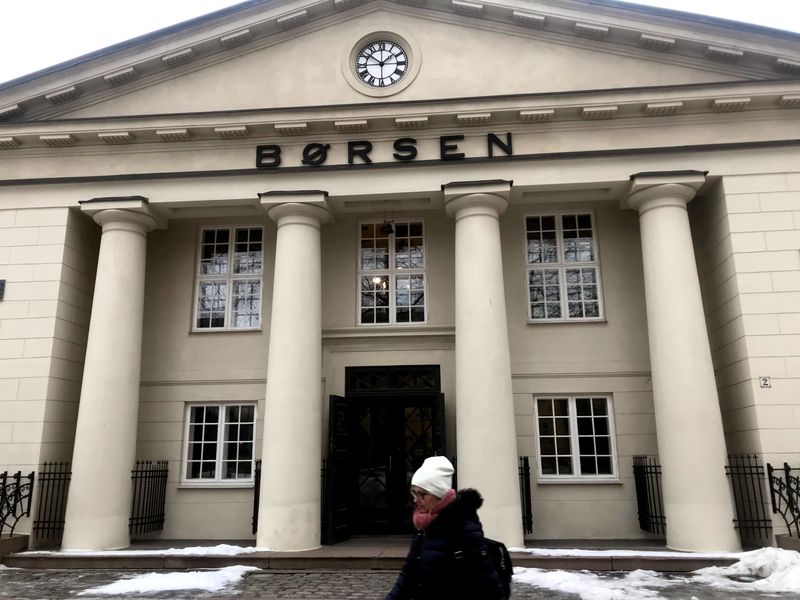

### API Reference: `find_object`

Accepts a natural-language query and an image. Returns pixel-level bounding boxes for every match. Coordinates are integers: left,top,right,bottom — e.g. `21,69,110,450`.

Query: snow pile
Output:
23,543,269,556
513,568,673,600
693,547,800,593
77,565,259,595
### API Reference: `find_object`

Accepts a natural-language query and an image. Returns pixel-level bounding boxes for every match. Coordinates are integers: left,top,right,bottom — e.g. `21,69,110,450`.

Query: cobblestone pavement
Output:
1,568,797,600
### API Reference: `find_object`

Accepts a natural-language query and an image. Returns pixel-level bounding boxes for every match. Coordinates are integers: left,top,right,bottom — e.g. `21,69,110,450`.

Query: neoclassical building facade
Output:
1,0,798,553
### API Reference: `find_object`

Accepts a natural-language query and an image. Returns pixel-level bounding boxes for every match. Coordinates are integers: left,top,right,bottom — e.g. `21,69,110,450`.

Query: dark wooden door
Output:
323,395,355,545
352,394,445,534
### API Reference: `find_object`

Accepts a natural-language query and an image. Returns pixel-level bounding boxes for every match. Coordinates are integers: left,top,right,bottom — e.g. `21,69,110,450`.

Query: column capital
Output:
624,171,706,214
80,197,160,233
259,191,331,227
443,180,511,219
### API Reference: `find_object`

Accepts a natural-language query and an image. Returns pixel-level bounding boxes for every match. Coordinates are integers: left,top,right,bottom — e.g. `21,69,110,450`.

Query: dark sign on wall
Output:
256,132,513,169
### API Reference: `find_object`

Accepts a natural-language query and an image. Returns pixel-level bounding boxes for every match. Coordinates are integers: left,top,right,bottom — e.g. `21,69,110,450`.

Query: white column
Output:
444,181,523,547
626,172,740,552
62,200,158,550
257,193,330,551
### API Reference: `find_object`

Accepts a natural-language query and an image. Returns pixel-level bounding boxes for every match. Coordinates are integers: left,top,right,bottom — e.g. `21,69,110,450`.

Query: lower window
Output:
535,396,617,479
184,404,256,483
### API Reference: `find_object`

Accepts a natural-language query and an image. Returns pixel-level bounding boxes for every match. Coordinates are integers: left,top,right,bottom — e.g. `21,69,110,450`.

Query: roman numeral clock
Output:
355,40,408,87
343,31,420,97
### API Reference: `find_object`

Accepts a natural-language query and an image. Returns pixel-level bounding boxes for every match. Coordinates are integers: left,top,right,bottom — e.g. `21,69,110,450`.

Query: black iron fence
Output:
0,470,35,537
252,459,262,535
632,455,666,535
767,462,800,537
32,462,71,542
726,454,772,544
129,460,169,536
32,460,168,544
518,456,533,535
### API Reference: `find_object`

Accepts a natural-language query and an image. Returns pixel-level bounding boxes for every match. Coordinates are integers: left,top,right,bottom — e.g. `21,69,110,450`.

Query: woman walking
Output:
385,456,507,600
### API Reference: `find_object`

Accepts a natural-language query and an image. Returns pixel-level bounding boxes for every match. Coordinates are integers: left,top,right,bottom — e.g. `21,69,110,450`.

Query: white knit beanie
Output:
411,456,454,498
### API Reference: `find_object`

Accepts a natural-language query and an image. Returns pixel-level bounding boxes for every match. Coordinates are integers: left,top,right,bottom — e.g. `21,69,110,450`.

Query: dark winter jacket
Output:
385,489,507,600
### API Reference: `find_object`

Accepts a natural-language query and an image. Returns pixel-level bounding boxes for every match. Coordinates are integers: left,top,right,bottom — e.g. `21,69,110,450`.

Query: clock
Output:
355,40,408,88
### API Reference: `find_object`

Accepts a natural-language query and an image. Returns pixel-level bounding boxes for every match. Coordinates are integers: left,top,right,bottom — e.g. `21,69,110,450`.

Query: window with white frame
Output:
525,213,603,321
358,221,426,325
184,404,256,483
535,396,616,478
194,227,263,330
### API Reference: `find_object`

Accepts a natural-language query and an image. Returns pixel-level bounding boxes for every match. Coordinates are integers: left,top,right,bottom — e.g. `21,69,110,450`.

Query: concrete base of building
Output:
776,534,800,552
0,535,29,557
0,537,738,572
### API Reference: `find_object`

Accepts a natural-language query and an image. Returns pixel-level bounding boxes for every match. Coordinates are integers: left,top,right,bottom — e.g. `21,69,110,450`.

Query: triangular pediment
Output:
1,0,799,124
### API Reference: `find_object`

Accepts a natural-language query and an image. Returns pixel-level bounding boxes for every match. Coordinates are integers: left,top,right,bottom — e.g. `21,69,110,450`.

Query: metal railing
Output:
632,455,666,535
767,462,800,537
725,454,772,544
0,470,35,537
518,456,533,535
129,460,168,536
252,459,262,535
32,462,71,542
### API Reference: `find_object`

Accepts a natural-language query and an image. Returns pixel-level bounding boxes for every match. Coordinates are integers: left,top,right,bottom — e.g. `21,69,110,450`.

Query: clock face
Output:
355,40,408,87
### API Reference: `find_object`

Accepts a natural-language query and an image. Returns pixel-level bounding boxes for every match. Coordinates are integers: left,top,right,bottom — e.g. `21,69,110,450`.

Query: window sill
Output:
537,478,621,485
190,328,263,334
527,319,607,325
178,482,254,490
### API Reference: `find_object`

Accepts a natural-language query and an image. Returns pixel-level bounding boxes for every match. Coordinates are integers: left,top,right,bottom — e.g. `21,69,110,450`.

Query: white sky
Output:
0,0,798,85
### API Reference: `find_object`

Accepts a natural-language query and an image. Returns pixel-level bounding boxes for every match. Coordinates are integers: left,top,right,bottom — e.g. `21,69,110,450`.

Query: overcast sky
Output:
0,0,798,84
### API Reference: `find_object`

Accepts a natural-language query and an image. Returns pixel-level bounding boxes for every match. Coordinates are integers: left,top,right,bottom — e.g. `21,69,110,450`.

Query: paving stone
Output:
0,568,789,599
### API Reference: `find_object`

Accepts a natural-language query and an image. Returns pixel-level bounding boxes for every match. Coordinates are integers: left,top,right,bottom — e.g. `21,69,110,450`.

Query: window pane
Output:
556,437,571,454
580,456,597,475
553,399,568,416
540,438,555,454
537,399,553,416
577,418,593,436
196,281,227,329
592,398,607,414
200,229,229,275
595,436,610,455
410,307,425,322
578,437,595,455
233,228,263,274
538,418,554,436
231,280,260,328
557,457,572,475
597,457,613,474
541,457,557,475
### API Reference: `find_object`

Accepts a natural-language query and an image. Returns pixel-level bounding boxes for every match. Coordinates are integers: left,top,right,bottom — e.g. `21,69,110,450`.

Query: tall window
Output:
525,213,603,321
195,227,263,330
535,396,616,479
184,404,256,483
359,221,426,325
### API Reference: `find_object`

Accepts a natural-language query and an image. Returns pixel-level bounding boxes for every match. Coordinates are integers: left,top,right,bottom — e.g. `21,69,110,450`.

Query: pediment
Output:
1,0,799,125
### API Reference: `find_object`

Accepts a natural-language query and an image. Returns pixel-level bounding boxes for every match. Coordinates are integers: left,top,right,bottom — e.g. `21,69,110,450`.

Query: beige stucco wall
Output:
60,9,738,119
693,173,800,464
0,207,97,472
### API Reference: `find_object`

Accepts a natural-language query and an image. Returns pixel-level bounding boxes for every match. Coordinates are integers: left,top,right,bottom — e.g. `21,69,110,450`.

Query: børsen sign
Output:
256,132,513,168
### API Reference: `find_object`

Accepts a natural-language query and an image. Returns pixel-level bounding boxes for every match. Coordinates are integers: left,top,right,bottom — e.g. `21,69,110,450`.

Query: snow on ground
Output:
514,568,674,600
76,565,259,595
509,547,741,559
21,543,270,556
514,547,800,598
693,546,800,593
